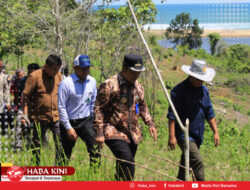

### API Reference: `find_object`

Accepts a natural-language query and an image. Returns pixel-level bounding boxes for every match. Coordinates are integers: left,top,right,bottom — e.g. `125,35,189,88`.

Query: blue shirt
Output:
58,73,97,130
167,78,215,145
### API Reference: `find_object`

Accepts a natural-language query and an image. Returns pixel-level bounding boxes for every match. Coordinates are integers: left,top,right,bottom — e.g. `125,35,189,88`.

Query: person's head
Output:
62,67,69,77
182,59,215,88
73,55,91,81
27,63,40,75
15,68,25,80
44,54,62,77
122,54,145,84
0,60,3,73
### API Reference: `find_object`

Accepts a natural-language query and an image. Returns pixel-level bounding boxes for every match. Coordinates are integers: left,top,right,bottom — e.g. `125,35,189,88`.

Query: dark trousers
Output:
178,140,205,181
105,138,138,181
0,113,7,135
7,111,15,131
60,116,100,167
31,120,62,166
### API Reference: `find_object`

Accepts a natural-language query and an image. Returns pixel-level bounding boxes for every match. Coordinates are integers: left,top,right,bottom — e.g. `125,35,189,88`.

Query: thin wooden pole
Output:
151,154,196,181
99,152,181,181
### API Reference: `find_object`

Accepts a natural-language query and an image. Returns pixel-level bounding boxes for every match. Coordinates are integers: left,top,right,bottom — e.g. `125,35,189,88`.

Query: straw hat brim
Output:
182,65,215,82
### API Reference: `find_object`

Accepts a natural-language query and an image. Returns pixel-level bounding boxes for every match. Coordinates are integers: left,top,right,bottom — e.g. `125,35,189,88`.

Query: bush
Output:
177,44,189,56
227,58,249,73
167,48,174,57
226,44,249,62
226,44,250,73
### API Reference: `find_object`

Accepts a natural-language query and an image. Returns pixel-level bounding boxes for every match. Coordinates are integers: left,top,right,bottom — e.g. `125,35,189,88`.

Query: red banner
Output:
0,181,249,190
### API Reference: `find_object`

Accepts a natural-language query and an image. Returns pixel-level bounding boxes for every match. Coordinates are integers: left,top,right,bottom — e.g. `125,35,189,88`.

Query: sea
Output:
94,3,250,53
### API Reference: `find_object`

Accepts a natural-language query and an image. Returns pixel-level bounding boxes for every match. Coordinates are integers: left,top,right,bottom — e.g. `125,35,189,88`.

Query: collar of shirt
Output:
71,73,90,83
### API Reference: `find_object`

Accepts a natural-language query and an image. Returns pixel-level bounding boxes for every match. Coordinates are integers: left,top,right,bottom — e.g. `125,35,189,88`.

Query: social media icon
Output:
192,183,199,188
130,183,135,188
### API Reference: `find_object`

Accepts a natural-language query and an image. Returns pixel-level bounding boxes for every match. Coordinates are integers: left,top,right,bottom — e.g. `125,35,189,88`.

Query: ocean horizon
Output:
143,23,250,30
94,3,250,30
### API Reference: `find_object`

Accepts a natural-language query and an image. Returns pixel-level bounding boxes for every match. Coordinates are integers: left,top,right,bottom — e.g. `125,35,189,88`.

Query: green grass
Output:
1,114,249,181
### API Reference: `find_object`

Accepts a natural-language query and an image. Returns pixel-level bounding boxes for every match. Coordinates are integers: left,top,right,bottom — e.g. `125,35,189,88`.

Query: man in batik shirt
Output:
93,54,157,181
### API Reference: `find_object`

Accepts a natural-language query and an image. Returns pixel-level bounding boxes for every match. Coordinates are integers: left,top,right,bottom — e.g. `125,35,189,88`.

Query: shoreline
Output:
146,29,250,37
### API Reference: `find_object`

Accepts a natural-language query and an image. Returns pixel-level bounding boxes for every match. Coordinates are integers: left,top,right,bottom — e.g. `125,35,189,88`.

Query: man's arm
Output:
204,89,219,147
138,85,157,141
90,79,97,116
22,74,37,119
168,118,177,150
93,82,110,147
58,81,78,141
208,117,219,147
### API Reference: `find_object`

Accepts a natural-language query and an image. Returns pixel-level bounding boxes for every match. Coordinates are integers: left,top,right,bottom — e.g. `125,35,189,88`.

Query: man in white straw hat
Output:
167,59,219,181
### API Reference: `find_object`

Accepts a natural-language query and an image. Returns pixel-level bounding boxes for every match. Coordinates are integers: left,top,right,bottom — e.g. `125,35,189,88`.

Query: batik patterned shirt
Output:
93,73,155,144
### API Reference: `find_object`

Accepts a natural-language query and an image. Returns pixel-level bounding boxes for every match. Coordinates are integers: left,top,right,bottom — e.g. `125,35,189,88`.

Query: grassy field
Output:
0,37,249,181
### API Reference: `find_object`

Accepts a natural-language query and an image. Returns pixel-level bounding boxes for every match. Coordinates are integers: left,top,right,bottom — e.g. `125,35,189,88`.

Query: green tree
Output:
208,33,221,55
0,0,36,66
95,0,157,78
165,12,203,49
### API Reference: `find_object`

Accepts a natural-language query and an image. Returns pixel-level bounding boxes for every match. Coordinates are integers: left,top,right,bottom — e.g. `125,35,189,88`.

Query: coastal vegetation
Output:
164,12,204,50
0,0,249,181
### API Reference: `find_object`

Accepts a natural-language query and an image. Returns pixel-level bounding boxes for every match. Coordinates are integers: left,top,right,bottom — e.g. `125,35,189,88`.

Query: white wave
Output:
143,23,250,30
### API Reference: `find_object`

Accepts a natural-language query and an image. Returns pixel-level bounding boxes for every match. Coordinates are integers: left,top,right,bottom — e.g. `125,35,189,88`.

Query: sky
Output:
95,0,250,5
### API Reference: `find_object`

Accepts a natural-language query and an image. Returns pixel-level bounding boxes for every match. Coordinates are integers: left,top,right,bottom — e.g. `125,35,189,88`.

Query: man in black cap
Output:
93,54,157,181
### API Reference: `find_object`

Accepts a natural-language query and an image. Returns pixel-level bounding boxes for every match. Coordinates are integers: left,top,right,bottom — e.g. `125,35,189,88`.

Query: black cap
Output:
123,54,145,72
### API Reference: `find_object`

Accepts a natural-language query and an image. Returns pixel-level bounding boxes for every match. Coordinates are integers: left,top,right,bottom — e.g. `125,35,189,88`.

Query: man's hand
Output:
168,136,177,150
214,133,219,147
67,128,78,141
5,105,11,112
95,136,105,148
208,118,220,147
21,119,26,125
149,127,157,142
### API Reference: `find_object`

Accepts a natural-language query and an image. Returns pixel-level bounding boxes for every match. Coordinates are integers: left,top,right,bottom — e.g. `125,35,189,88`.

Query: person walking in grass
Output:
93,54,157,181
8,68,26,141
167,59,220,181
22,54,63,165
14,63,40,150
58,55,100,167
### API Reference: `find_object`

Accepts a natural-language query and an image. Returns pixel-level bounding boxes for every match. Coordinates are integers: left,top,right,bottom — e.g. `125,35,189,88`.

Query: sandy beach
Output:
147,29,250,37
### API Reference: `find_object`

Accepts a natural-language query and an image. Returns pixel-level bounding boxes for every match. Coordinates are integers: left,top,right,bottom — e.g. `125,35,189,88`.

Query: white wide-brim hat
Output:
182,60,216,82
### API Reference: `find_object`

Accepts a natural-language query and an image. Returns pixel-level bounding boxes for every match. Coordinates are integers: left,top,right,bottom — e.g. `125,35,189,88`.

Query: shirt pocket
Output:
84,90,93,104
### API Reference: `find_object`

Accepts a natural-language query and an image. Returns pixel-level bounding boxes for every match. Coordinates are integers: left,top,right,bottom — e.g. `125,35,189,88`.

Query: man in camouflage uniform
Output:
93,54,157,181
0,60,11,136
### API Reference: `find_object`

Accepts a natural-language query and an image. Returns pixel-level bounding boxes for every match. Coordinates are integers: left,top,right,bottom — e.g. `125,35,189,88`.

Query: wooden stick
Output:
150,154,196,181
99,152,181,181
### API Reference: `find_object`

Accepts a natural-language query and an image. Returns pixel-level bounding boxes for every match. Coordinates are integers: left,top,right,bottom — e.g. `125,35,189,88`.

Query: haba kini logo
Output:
6,166,24,181
1,166,75,181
